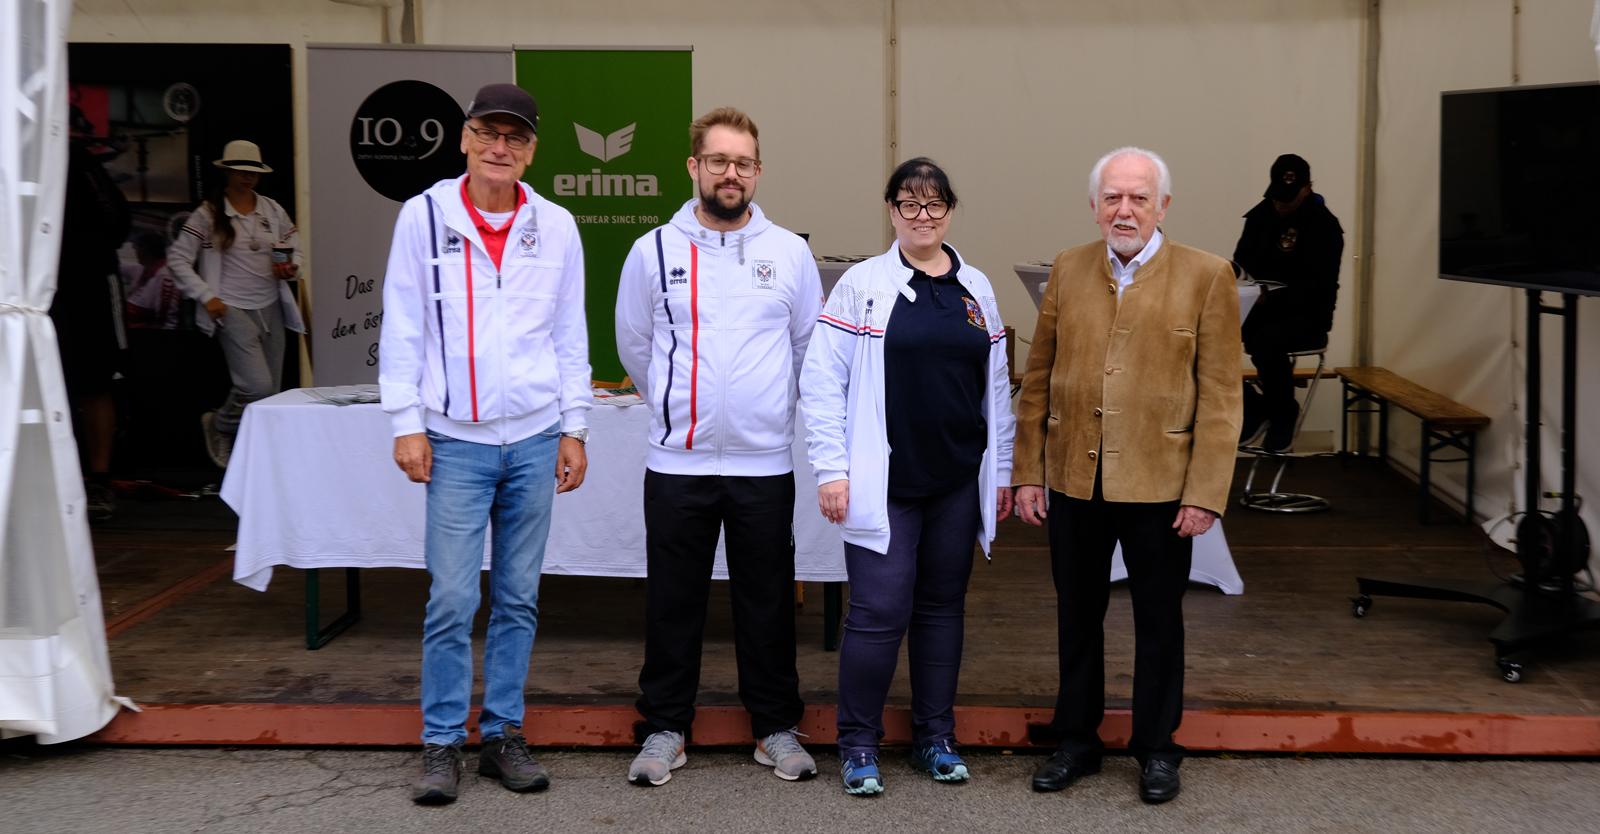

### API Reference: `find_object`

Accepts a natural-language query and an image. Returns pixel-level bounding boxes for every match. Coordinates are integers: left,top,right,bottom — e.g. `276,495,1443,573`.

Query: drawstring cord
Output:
738,233,745,265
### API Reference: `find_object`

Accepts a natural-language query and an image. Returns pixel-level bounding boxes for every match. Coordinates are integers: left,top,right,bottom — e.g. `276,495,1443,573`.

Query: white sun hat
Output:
212,140,273,173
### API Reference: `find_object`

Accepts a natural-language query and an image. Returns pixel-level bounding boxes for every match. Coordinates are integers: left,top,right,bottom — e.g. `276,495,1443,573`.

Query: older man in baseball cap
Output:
381,82,592,803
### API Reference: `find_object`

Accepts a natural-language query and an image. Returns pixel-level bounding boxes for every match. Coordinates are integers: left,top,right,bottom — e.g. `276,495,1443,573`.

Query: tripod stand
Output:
1351,289,1600,682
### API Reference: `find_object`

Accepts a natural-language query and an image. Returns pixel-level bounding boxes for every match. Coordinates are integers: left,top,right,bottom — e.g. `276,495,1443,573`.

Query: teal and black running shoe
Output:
840,749,884,795
912,738,970,782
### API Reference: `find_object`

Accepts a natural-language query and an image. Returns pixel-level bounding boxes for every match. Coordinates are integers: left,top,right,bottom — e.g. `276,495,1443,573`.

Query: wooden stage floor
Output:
85,457,1600,753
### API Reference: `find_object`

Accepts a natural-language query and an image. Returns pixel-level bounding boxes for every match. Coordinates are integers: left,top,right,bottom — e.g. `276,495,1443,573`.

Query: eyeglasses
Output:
698,154,760,177
894,199,951,220
466,125,533,150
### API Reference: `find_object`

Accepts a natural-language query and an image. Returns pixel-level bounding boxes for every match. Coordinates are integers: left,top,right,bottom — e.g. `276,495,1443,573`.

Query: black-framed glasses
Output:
698,154,760,177
466,124,533,150
895,199,951,220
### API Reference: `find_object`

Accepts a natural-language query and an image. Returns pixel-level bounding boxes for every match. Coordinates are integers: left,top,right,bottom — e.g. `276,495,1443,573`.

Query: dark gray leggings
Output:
835,479,979,752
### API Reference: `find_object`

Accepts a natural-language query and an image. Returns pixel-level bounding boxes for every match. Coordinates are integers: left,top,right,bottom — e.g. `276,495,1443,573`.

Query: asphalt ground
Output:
5,743,1598,834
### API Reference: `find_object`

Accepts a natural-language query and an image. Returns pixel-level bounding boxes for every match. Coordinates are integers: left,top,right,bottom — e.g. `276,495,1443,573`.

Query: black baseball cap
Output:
1264,153,1311,203
467,83,538,135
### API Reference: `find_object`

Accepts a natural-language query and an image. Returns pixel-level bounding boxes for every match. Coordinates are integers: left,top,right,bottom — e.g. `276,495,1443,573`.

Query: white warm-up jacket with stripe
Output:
799,243,1016,556
380,176,592,445
615,200,823,476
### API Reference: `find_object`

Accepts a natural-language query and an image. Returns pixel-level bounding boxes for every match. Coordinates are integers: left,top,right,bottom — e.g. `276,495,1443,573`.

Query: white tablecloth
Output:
221,389,848,591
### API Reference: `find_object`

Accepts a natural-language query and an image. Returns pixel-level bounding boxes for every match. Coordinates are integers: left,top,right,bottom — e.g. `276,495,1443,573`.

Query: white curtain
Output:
0,0,133,743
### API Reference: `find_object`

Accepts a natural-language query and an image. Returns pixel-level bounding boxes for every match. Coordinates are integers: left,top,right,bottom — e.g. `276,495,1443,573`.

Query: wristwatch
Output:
561,428,589,444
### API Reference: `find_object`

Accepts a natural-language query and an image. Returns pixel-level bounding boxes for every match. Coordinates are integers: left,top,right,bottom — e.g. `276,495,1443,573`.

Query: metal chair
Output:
1240,346,1331,513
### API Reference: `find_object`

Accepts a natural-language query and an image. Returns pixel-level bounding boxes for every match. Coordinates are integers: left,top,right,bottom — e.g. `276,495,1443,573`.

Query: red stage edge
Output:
83,704,1600,756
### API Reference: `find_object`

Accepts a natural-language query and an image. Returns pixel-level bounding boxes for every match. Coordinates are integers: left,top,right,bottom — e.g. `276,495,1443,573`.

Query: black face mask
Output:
698,176,749,223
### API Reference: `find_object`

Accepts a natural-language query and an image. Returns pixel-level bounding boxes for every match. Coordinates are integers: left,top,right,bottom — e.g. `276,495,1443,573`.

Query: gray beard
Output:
1108,233,1146,256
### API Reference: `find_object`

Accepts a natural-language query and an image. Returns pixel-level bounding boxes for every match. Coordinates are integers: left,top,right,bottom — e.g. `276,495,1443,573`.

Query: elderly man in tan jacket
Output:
1014,147,1241,804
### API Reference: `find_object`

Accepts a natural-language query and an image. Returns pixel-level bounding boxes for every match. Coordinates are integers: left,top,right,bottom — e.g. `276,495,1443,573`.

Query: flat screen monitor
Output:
1439,81,1600,297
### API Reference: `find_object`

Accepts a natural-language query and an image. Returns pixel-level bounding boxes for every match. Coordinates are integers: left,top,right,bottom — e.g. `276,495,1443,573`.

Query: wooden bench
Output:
1335,366,1491,523
1242,366,1325,387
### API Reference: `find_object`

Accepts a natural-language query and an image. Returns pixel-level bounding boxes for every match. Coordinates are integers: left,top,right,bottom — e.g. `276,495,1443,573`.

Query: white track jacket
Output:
799,243,1016,556
380,176,592,445
615,200,823,476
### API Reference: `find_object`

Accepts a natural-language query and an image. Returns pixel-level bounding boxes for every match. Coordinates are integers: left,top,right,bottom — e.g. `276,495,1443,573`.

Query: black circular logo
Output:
350,80,467,203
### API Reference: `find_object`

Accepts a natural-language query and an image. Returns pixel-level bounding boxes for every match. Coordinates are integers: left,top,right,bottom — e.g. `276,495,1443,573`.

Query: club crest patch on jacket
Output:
753,260,776,289
517,225,540,257
964,296,986,329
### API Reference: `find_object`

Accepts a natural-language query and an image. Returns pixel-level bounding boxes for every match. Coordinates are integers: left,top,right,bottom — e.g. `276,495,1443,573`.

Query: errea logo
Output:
555,121,659,197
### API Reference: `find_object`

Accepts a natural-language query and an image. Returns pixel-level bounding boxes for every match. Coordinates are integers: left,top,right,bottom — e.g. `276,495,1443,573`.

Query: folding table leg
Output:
306,567,362,650
823,582,844,652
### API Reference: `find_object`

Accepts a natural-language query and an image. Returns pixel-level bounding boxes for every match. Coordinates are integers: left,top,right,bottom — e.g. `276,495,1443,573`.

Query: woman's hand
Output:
272,262,300,280
818,479,849,524
996,486,1014,522
204,297,227,321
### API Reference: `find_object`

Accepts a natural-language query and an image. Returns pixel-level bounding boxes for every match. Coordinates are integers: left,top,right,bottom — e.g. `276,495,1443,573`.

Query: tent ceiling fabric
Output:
0,0,134,743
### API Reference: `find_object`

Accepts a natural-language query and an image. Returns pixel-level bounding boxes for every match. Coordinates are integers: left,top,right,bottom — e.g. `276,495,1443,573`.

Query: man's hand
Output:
996,486,1014,522
394,433,432,483
1015,485,1047,526
1173,505,1216,538
818,479,849,524
204,297,227,321
272,262,300,280
556,437,587,493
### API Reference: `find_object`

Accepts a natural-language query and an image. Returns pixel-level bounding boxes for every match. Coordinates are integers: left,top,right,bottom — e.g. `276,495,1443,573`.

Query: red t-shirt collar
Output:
459,175,526,234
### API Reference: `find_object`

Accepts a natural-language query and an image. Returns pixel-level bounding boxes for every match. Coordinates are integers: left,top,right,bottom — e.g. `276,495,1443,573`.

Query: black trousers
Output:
636,469,804,739
1242,311,1330,424
1047,473,1193,765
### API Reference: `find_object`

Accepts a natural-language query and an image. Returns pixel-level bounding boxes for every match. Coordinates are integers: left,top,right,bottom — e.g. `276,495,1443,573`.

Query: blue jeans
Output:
420,424,560,745
836,479,979,752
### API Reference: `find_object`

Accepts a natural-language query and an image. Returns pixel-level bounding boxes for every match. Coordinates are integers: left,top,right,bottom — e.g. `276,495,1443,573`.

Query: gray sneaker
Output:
200,411,233,468
478,731,550,792
411,743,463,804
628,730,686,786
755,728,817,781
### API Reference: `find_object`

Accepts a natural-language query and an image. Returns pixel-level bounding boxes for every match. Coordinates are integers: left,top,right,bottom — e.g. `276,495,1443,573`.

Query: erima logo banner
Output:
575,123,635,162
555,121,659,197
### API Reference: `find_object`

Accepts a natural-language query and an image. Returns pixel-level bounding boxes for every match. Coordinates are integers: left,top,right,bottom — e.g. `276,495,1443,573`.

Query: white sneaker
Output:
755,728,817,781
628,730,686,786
200,411,233,468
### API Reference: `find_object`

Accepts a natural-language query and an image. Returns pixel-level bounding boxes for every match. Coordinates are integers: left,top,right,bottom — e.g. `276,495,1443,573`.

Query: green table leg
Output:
306,567,362,650
823,581,844,651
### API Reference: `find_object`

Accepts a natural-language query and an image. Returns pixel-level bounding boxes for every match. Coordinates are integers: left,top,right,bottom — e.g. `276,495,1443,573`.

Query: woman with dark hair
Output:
168,140,305,467
800,157,1016,795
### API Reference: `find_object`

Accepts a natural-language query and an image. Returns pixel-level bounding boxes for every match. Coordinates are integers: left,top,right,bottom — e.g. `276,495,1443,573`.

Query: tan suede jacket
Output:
1012,237,1242,515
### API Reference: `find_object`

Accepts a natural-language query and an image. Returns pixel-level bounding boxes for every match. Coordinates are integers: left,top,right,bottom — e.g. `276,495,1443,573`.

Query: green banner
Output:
515,48,692,383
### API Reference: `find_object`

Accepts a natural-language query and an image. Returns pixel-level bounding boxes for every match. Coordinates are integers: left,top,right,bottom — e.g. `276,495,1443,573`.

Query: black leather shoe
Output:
1031,748,1101,792
1139,759,1181,803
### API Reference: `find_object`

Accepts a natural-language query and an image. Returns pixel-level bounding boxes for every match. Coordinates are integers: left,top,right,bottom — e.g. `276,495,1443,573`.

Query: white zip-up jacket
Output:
615,200,822,476
380,175,591,445
166,195,306,337
799,243,1015,556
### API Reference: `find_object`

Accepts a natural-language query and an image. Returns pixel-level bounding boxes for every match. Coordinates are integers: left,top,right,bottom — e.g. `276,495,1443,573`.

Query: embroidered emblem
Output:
1283,170,1297,185
517,226,540,257
964,297,987,329
1277,227,1299,252
443,233,463,254
752,260,776,290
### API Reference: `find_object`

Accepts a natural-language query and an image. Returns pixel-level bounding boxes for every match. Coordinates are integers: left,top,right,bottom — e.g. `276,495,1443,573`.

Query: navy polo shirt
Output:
884,245,991,499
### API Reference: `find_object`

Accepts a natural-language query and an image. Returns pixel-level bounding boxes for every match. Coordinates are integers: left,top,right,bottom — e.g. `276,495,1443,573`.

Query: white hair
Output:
1088,146,1172,204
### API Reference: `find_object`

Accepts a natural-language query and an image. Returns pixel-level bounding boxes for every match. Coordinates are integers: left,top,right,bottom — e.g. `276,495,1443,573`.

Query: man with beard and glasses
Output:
1232,154,1344,451
1013,147,1241,804
615,107,823,787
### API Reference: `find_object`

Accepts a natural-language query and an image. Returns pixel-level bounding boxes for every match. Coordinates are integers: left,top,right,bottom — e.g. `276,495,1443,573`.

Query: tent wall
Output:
1373,0,1599,569
71,1,1600,556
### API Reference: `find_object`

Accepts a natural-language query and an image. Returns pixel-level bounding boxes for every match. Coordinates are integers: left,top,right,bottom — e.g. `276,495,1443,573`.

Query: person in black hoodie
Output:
52,105,131,519
1232,154,1343,452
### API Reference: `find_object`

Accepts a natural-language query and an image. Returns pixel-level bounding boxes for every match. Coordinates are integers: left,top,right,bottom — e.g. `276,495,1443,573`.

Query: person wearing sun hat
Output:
167,139,306,468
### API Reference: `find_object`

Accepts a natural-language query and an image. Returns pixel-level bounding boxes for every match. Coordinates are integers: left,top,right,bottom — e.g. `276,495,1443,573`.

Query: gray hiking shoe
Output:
411,743,463,804
200,411,233,468
755,728,817,781
628,730,686,786
478,731,550,792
